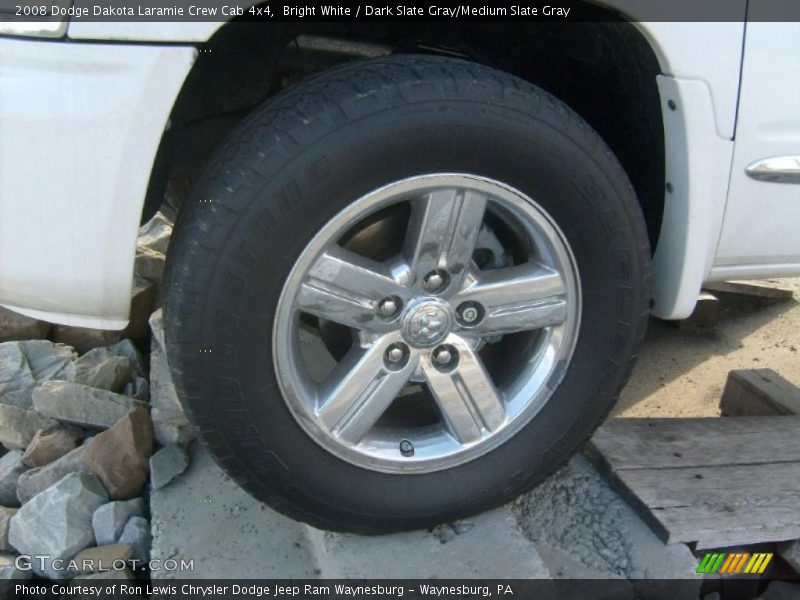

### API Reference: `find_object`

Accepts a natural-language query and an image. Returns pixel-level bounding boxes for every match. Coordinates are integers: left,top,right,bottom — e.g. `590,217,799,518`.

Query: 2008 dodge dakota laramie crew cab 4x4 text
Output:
1,1,799,532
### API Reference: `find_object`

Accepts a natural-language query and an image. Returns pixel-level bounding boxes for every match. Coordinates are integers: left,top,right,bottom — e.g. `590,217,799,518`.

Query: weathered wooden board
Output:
721,369,800,417
590,416,800,469
703,281,794,302
588,416,800,549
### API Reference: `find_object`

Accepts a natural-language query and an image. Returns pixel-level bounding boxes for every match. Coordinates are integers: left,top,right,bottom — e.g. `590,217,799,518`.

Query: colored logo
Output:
697,552,773,575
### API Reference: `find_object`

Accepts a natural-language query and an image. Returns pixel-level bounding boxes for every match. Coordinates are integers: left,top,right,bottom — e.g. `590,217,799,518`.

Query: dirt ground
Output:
614,278,800,418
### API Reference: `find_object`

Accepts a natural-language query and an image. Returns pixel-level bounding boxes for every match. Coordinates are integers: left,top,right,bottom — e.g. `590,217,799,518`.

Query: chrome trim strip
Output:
746,156,800,184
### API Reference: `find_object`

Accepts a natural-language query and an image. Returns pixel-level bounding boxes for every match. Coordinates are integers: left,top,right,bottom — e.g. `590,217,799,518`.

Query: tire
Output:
164,55,650,533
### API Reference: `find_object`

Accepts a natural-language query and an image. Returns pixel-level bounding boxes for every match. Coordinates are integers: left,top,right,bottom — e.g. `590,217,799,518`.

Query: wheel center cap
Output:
402,299,452,347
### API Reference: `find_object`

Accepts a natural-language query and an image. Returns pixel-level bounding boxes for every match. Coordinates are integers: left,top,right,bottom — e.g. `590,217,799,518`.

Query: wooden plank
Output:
703,281,794,302
655,503,800,549
588,417,800,548
721,369,800,417
617,463,800,509
697,526,800,550
604,464,800,549
589,416,800,470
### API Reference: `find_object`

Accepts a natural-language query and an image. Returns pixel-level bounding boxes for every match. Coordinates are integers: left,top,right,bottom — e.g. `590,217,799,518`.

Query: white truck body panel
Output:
650,76,734,319
0,15,798,327
0,38,196,327
711,21,800,275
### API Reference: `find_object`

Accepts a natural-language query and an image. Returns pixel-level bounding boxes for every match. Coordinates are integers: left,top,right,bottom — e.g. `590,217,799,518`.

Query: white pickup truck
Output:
1,4,798,532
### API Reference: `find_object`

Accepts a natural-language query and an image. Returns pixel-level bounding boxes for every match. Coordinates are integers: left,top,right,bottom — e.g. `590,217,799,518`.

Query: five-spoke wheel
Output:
274,174,580,472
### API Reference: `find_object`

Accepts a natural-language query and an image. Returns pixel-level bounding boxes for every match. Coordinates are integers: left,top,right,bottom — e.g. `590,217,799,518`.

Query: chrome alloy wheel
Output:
273,174,581,473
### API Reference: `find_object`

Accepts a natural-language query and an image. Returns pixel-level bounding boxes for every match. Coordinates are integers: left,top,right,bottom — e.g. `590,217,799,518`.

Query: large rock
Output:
0,341,77,409
149,342,193,447
0,343,36,408
71,543,133,574
22,426,82,468
19,340,77,382
16,445,91,505
0,404,58,449
0,307,50,343
33,381,145,429
150,445,189,490
118,516,150,564
108,340,146,380
0,552,31,580
0,507,17,551
124,378,150,402
93,498,145,546
74,348,132,392
135,247,166,285
83,407,153,499
8,472,108,579
149,310,166,351
0,451,27,506
135,211,172,288
138,211,172,255
72,567,133,580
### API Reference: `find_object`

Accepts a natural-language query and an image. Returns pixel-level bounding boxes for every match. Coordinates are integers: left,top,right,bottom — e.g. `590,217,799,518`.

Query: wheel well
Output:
145,10,664,248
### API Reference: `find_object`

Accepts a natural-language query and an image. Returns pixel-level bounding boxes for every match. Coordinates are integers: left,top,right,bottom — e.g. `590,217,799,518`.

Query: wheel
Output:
164,55,650,532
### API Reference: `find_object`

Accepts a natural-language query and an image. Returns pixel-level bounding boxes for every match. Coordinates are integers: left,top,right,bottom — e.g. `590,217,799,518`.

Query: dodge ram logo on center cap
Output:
403,302,452,347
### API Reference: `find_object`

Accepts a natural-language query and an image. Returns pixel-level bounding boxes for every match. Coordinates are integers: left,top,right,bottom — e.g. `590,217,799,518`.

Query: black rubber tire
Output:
164,55,650,533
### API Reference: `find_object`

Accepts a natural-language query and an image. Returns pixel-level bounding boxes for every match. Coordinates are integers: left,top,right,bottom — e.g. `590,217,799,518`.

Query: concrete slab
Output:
150,447,319,580
151,443,552,580
150,405,697,585
307,507,550,579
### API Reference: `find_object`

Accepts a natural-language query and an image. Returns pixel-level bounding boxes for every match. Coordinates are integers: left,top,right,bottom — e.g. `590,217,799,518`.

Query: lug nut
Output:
456,301,484,327
432,345,458,371
387,347,404,363
384,343,408,369
433,347,452,365
461,307,479,323
377,297,399,317
422,270,447,292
